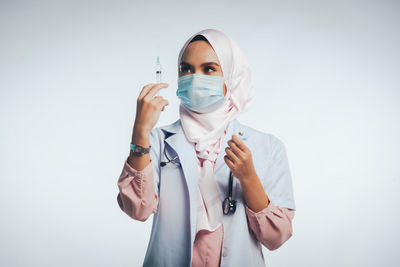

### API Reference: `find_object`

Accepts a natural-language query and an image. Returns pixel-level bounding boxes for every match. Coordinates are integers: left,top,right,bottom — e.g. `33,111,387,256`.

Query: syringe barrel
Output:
156,64,162,83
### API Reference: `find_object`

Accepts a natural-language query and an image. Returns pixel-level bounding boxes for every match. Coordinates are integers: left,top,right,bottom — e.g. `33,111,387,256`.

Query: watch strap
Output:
131,143,151,156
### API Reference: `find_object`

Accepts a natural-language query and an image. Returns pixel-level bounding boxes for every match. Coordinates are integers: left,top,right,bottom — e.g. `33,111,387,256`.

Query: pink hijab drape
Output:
177,29,254,235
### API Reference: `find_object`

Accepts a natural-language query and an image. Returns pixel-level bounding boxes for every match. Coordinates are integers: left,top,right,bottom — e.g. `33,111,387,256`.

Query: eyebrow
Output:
180,61,220,67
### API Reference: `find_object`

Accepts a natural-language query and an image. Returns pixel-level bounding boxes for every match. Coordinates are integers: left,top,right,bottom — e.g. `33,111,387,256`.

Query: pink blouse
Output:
117,157,295,267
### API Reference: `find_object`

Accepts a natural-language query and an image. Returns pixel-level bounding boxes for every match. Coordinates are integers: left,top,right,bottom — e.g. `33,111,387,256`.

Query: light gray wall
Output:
1,0,399,266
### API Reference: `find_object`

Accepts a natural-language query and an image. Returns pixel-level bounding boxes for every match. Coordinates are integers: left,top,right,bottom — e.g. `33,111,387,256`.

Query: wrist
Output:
130,143,151,157
133,123,151,136
240,171,258,186
132,129,150,147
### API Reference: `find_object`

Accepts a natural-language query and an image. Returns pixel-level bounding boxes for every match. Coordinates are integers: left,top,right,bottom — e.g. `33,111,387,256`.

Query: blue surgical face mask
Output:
176,73,226,113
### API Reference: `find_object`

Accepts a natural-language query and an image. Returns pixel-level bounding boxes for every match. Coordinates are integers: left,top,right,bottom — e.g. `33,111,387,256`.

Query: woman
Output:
117,29,296,267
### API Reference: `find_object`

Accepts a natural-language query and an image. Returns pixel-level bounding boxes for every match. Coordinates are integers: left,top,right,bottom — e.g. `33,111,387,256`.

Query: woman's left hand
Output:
223,134,257,183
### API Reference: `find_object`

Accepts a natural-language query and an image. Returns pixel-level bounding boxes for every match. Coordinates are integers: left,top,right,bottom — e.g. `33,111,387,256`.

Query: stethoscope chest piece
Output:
223,196,237,215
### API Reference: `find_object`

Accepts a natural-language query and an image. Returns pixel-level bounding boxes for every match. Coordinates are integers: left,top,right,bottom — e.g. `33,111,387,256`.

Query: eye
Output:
204,66,215,73
180,65,191,73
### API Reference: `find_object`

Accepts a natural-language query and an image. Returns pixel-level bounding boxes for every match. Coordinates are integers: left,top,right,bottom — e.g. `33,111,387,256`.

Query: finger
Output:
231,134,248,153
159,99,169,109
153,98,169,110
225,146,239,163
151,95,164,103
227,140,245,158
138,83,156,99
224,155,234,169
144,83,168,100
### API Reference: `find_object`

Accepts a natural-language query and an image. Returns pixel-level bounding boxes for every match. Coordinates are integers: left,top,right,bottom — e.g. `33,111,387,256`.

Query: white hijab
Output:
177,29,254,234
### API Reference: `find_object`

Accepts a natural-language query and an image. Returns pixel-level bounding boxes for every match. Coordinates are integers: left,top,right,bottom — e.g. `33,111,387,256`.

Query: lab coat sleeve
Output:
116,128,161,222
244,201,295,251
244,134,296,250
262,135,296,210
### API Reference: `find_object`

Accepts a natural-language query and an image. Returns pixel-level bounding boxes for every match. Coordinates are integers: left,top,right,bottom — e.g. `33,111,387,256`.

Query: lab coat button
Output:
223,250,228,257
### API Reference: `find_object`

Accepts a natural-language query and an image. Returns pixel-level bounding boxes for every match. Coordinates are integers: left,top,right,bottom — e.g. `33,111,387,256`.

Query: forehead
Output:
180,40,220,64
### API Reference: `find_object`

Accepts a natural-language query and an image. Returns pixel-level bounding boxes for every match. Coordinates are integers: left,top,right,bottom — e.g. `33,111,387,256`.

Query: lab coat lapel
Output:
212,119,249,267
161,119,199,251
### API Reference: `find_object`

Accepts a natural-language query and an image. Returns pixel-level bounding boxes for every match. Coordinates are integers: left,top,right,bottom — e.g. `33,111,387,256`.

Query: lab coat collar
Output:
160,117,249,173
160,118,248,141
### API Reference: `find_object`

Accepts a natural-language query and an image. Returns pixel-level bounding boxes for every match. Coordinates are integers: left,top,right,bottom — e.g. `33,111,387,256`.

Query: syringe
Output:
156,56,162,83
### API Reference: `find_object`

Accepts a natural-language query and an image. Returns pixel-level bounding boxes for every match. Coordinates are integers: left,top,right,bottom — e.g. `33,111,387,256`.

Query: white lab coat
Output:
142,118,296,267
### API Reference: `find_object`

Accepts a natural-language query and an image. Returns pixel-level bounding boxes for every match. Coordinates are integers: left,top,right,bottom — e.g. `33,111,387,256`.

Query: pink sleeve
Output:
116,157,159,222
245,201,295,251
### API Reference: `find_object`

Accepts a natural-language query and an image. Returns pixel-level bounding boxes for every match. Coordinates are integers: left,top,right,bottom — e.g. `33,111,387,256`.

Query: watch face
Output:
131,144,149,155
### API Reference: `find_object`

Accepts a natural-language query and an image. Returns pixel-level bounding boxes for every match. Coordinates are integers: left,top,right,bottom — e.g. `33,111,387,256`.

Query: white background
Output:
1,0,399,266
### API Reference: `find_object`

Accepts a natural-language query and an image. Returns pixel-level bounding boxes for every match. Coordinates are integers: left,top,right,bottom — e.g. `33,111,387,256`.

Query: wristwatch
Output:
130,143,151,156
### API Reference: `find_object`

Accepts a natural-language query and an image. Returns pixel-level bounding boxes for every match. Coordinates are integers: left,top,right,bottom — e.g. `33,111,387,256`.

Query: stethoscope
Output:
222,170,237,215
160,143,237,215
160,145,181,167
